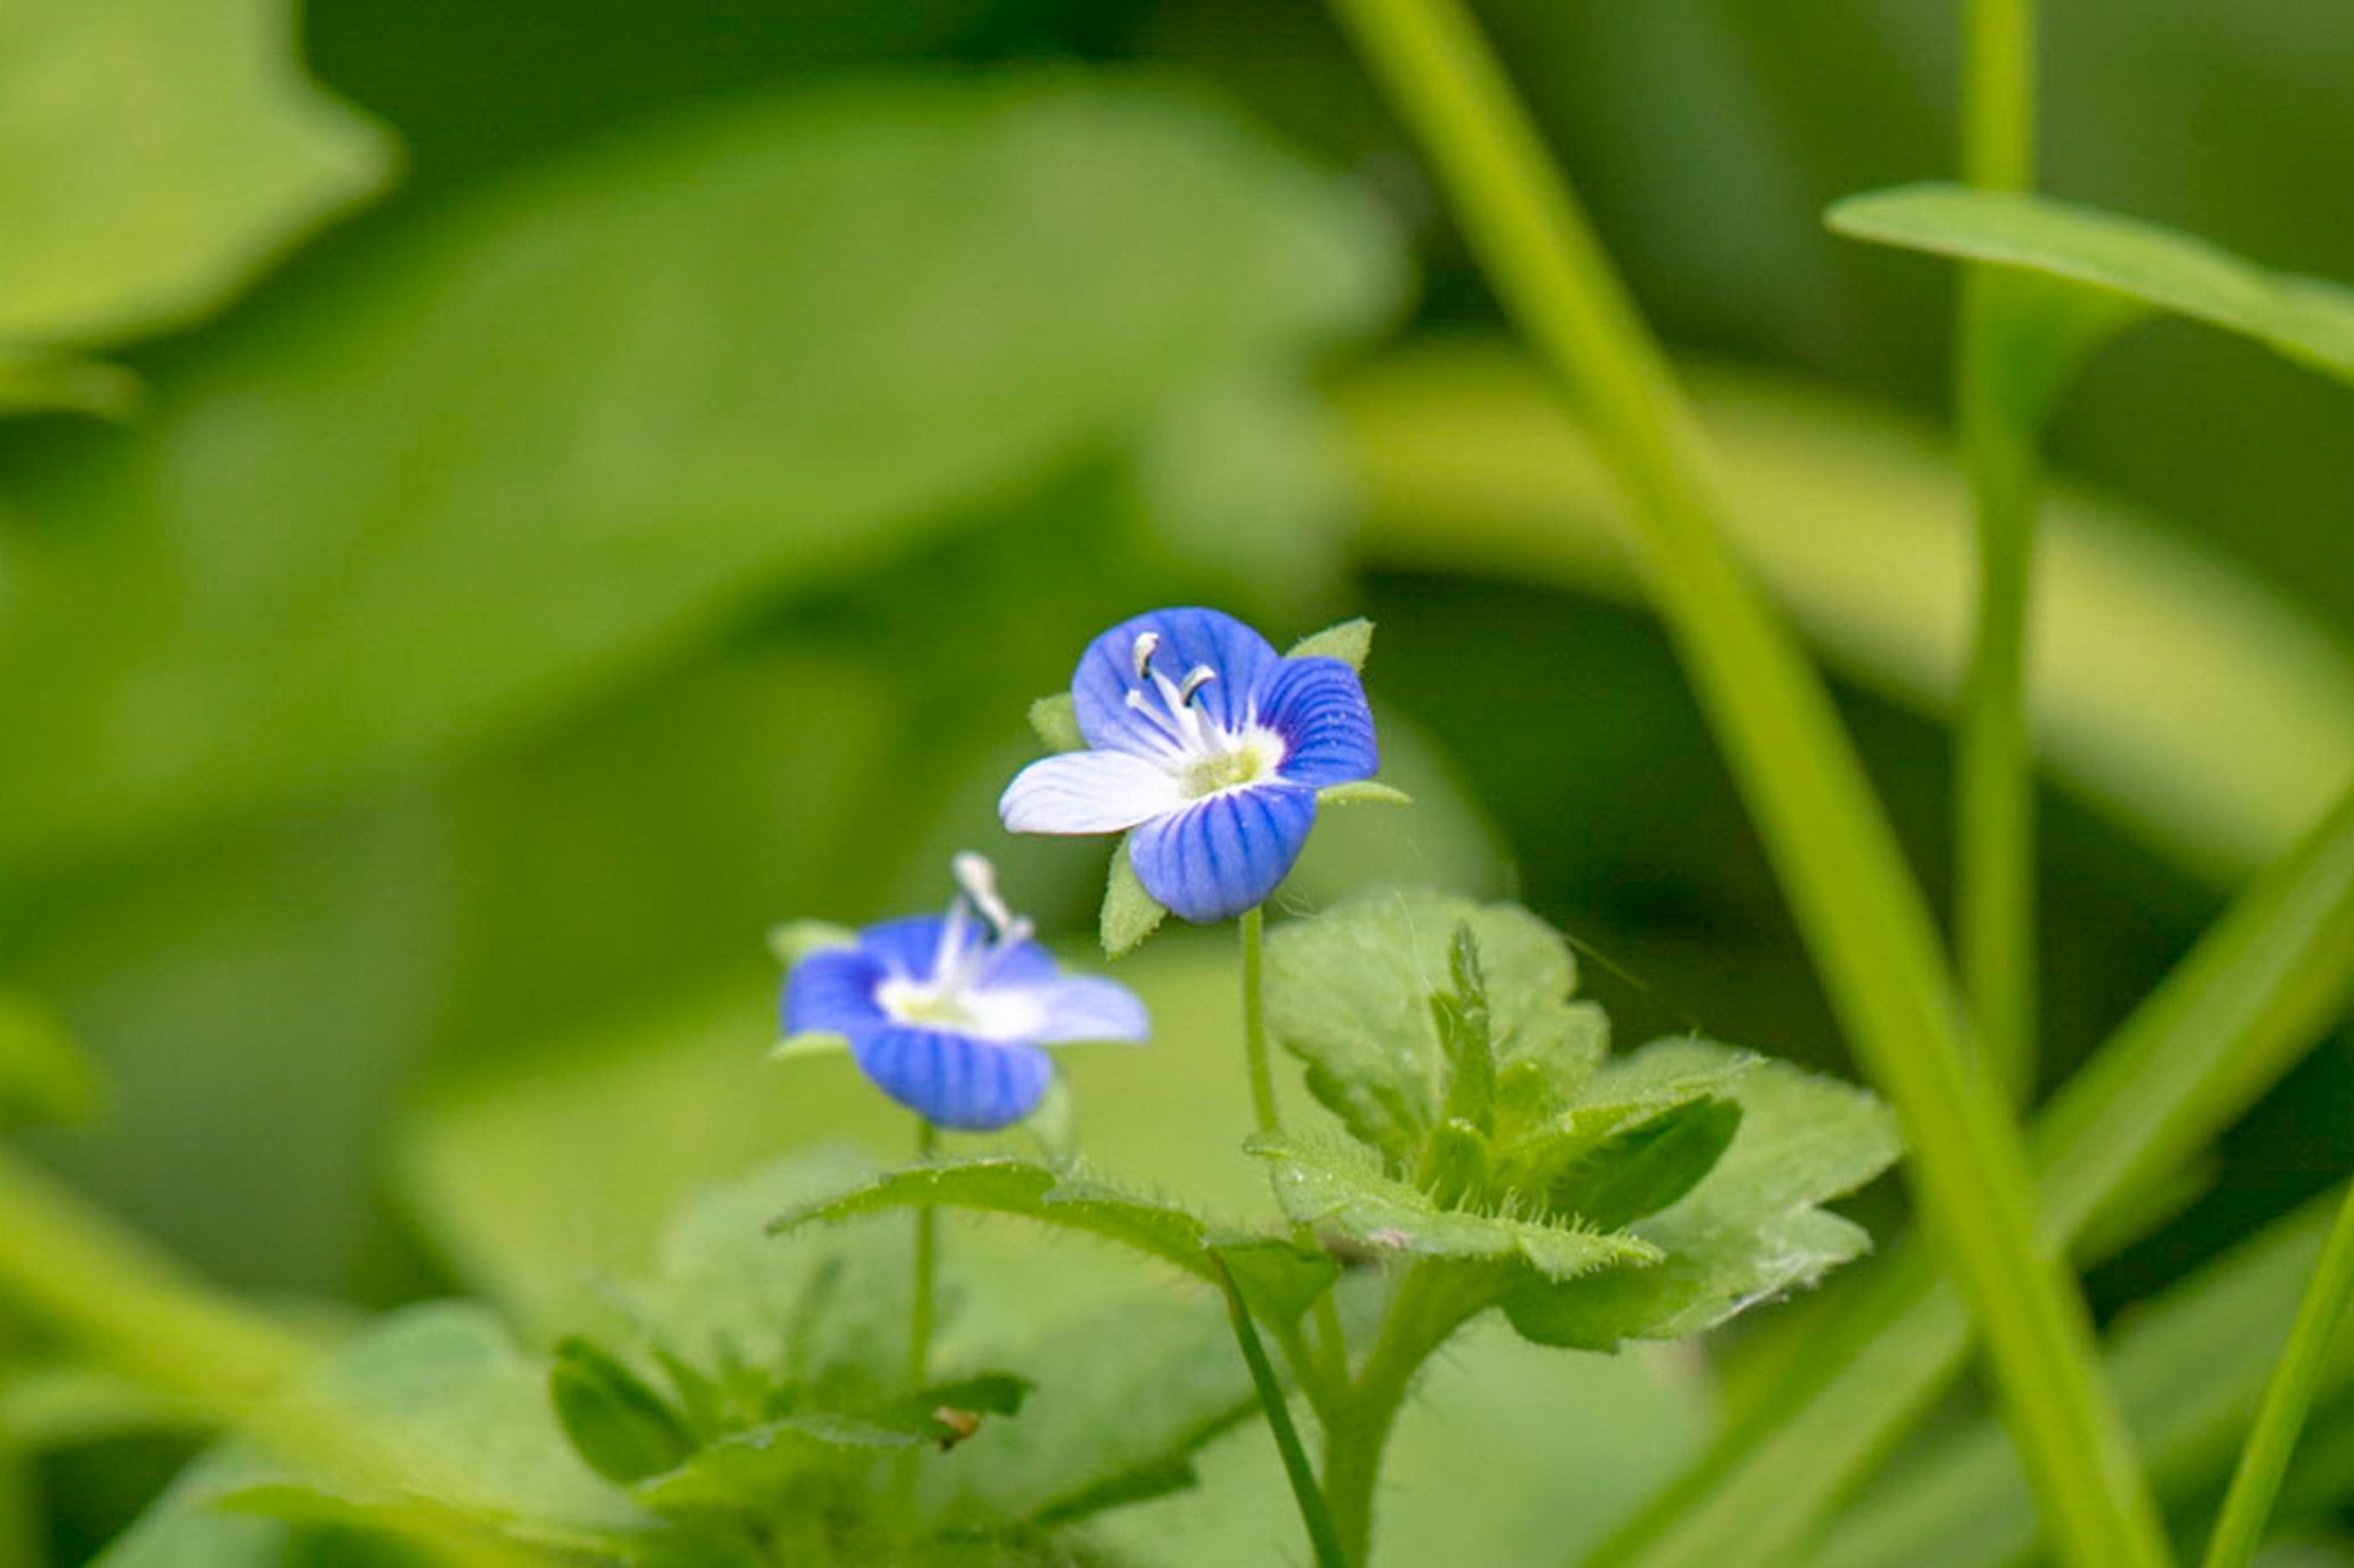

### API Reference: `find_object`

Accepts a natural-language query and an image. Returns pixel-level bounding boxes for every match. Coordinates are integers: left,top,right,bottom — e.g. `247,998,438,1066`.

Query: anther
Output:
951,851,1017,937
1177,665,1217,705
1130,631,1160,682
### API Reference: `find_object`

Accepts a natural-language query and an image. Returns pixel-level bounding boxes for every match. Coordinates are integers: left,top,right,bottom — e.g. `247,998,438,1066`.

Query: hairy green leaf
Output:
1545,1097,1743,1232
547,1337,696,1486
1283,617,1376,671
1263,888,1607,1168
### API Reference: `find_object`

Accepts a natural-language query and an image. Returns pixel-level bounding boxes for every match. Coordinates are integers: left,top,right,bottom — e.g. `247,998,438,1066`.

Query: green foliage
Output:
1284,617,1378,671
1830,185,2354,394
1259,892,1900,1353
0,71,1402,873
1030,695,1086,753
0,987,103,1129
547,1338,696,1486
0,0,395,362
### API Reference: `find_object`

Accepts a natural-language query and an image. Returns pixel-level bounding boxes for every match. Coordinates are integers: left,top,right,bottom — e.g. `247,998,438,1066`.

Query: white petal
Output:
1000,750,1186,834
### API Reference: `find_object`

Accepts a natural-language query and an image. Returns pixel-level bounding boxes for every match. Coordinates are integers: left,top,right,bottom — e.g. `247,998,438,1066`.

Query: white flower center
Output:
1121,632,1287,798
872,852,1045,1042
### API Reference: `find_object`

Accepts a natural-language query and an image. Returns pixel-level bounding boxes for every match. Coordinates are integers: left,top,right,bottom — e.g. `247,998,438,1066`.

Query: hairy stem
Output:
1321,1266,1481,1565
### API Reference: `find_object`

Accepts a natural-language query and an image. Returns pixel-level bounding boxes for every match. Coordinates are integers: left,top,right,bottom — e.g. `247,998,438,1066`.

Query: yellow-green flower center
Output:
1183,737,1277,798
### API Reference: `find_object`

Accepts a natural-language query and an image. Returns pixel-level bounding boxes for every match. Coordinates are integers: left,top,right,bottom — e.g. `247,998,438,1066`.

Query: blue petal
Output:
1250,656,1379,788
1070,607,1281,757
782,946,889,1036
852,1026,1055,1131
1128,784,1317,922
1022,976,1151,1045
855,914,956,978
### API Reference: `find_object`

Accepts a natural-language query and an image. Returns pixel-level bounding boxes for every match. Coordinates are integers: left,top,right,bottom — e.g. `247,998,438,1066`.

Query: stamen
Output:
952,851,1016,938
1177,665,1217,705
1130,631,1160,682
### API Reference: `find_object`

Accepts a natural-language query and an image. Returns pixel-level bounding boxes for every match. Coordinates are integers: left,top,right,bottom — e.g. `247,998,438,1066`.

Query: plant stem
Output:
1241,906,1353,1391
1318,2,2170,1565
2198,1177,2354,1568
1215,1257,1347,1568
1955,0,2042,1107
909,1119,940,1387
1320,1266,1477,1565
1239,907,1281,1138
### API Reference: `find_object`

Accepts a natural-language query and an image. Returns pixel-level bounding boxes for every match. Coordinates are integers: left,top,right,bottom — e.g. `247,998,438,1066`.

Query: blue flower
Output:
999,607,1379,923
781,854,1148,1130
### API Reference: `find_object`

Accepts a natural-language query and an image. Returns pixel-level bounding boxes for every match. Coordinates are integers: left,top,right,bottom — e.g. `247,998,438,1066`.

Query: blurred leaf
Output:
1336,341,2354,884
1544,1096,1742,1233
0,71,1403,871
547,1337,695,1486
0,0,397,350
0,987,103,1128
1808,1186,2354,1568
1028,695,1085,753
1830,184,2354,387
0,351,143,419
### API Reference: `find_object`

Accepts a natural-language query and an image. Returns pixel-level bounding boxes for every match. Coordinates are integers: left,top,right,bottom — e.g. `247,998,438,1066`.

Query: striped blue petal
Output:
1128,783,1317,922
1071,607,1281,757
851,1027,1055,1131
781,946,889,1036
1250,655,1379,788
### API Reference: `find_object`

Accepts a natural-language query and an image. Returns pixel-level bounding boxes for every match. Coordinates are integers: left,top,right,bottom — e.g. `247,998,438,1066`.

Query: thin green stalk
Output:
1955,0,2043,1107
909,1119,939,1388
1241,906,1352,1392
1214,1257,1347,1568
1587,778,2354,1568
1239,907,1281,1138
2199,1178,2354,1568
1318,2,2168,1565
0,1437,41,1568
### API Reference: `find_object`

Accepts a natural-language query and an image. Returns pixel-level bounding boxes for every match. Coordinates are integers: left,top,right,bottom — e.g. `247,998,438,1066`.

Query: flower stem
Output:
1215,1256,1348,1568
1239,906,1281,1138
909,1118,940,1388
2198,1176,2354,1568
1316,1,2170,1565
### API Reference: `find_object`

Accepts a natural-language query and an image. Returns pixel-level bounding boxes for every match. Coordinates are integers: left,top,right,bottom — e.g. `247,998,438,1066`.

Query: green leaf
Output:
1283,617,1376,671
0,351,143,419
1828,184,2354,389
1027,693,1085,753
1248,1132,1660,1282
0,0,397,351
1209,1238,1345,1330
1101,833,1169,958
0,988,103,1129
0,72,1403,872
1545,1097,1743,1232
1503,1045,1898,1351
775,1156,1220,1286
1263,888,1608,1170
547,1337,695,1486
766,920,859,969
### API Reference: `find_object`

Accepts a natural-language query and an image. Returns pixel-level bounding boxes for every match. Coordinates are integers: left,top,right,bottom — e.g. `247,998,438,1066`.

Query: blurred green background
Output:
6,0,2354,1558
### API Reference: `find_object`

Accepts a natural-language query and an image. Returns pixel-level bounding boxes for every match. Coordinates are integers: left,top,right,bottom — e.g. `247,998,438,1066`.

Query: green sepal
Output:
1317,779,1412,808
1101,831,1168,958
1028,692,1085,752
548,1336,698,1486
1543,1096,1742,1230
767,919,859,969
768,1031,851,1062
1283,617,1374,671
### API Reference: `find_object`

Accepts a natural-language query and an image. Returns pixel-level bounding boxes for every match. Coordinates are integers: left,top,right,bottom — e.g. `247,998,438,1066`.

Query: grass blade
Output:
1318,1,2167,1562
